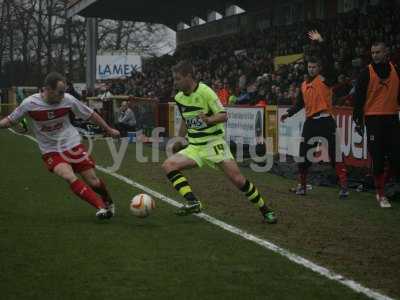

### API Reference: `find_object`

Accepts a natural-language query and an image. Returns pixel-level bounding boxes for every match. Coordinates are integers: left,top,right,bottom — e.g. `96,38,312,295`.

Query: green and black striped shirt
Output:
175,82,226,145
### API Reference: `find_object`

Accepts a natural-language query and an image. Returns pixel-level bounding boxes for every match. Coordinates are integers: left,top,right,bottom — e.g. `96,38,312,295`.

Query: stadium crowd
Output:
96,3,400,106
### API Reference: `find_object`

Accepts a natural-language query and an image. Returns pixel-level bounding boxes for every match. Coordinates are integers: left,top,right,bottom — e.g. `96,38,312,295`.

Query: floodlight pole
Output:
86,18,97,95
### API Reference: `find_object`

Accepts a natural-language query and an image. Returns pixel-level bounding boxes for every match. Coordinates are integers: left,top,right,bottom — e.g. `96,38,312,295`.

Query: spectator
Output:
90,2,399,108
217,80,230,106
116,101,136,137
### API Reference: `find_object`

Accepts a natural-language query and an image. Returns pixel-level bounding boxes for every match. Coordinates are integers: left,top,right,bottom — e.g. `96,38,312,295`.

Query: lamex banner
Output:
173,105,264,145
278,106,370,167
97,54,141,80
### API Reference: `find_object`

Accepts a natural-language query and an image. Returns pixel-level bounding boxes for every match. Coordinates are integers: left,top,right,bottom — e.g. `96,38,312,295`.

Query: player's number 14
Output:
213,144,224,155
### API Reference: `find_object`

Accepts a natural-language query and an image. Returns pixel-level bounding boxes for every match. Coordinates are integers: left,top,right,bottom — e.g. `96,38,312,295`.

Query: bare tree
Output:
0,0,7,74
6,0,15,82
45,0,54,72
0,0,175,85
98,19,172,57
36,0,43,80
70,17,87,80
13,0,36,82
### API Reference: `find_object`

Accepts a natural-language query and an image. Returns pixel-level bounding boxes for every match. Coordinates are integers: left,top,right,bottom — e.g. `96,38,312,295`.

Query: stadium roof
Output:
67,0,263,28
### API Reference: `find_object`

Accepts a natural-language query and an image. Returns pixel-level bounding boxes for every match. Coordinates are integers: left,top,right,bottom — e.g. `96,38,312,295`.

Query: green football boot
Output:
176,200,203,216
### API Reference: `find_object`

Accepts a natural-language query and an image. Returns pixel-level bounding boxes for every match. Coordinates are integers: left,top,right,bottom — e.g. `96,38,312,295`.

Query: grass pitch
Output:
1,130,398,299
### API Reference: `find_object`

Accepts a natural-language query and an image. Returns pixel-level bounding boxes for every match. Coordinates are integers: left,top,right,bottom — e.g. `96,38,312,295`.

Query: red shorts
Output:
42,144,95,173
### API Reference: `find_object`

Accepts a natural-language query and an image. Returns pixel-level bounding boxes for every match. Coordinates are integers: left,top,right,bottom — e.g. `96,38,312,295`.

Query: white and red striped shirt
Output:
8,93,94,154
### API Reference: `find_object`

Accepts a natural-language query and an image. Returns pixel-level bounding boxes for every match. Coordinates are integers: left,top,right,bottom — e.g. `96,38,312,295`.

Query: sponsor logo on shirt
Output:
40,122,63,132
186,116,207,129
48,111,55,119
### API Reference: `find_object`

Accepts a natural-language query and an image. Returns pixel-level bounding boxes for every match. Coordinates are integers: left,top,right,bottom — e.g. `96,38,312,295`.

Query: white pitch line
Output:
8,129,395,300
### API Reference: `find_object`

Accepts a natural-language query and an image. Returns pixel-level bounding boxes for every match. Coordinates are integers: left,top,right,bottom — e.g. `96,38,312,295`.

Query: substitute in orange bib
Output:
281,30,348,198
353,41,400,208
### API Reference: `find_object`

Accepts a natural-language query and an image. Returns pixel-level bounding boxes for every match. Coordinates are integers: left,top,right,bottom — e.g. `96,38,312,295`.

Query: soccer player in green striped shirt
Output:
162,61,277,224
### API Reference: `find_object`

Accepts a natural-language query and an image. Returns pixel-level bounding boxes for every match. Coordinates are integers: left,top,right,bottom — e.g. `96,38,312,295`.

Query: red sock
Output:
373,173,385,197
299,169,307,189
383,167,394,184
70,179,106,209
91,179,112,204
335,162,348,188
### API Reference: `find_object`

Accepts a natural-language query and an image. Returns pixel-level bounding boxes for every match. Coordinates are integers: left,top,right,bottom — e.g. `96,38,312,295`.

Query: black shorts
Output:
298,116,338,170
365,115,400,175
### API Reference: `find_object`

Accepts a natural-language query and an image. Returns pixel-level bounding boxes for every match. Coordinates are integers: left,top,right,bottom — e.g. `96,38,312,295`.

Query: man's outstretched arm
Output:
88,112,120,137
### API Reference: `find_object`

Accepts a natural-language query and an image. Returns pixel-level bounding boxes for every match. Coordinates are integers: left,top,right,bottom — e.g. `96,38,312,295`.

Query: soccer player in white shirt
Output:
0,72,120,219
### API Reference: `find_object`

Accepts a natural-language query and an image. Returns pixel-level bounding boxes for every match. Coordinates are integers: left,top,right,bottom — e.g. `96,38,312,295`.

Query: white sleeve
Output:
68,94,94,120
8,99,29,123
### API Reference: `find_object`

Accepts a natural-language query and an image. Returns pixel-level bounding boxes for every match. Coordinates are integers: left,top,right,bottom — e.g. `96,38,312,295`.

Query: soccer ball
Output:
130,194,155,218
